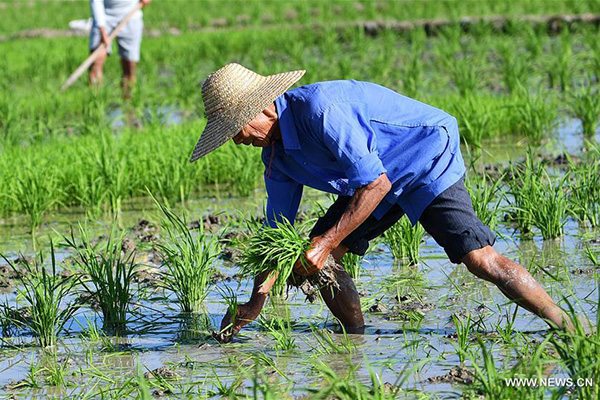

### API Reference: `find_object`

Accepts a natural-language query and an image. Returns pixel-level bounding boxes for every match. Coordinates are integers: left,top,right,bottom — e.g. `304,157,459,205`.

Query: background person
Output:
89,0,151,97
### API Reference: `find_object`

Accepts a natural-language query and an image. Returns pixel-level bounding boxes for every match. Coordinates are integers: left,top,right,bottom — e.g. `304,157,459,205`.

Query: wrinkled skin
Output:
217,103,580,343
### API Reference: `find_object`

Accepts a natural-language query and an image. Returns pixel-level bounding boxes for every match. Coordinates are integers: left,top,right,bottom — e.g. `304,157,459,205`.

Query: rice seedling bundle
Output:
239,219,311,297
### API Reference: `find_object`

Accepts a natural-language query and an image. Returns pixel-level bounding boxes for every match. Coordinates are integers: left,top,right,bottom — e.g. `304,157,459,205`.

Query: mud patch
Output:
426,365,474,385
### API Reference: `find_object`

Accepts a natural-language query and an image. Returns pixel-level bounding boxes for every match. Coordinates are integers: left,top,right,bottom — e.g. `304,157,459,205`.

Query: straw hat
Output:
190,63,306,162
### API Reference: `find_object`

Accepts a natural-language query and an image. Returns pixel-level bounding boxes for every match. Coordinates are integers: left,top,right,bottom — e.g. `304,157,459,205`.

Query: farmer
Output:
89,0,151,97
190,63,575,341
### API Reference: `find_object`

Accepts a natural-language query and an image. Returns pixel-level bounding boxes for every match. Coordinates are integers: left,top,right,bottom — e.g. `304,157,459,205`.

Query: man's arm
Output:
217,164,302,342
296,173,391,276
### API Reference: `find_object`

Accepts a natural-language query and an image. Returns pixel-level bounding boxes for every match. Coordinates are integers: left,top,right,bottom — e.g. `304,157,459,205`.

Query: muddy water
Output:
0,125,598,396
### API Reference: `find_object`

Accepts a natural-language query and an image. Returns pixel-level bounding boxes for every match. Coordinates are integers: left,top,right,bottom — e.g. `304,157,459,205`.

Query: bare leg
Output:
120,58,136,100
89,48,107,87
318,245,365,333
462,246,573,330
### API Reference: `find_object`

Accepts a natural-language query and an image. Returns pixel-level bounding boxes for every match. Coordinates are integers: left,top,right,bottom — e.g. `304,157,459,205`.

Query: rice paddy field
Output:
1,0,600,398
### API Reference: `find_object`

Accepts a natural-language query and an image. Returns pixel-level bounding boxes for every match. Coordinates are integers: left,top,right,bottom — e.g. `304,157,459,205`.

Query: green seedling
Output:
465,171,505,232
550,296,600,398
309,324,356,355
259,305,297,352
566,151,600,228
514,91,557,143
341,252,364,279
569,84,600,136
452,314,472,364
1,243,79,349
454,95,491,149
63,225,136,332
383,216,424,266
153,194,219,313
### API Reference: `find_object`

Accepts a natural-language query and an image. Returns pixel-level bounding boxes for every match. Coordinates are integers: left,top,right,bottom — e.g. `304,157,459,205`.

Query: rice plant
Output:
239,218,310,297
450,59,479,97
1,243,79,349
465,335,550,399
499,43,530,94
465,172,504,232
566,153,600,228
514,91,557,143
529,175,568,240
400,53,423,98
11,165,59,238
153,195,219,313
306,356,395,399
453,95,491,149
259,306,296,351
383,216,425,266
341,252,364,279
451,314,472,364
546,32,573,92
506,150,568,238
62,225,136,331
550,297,600,399
568,84,600,136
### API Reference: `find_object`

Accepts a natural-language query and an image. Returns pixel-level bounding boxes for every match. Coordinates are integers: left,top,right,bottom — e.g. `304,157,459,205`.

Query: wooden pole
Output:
60,3,143,92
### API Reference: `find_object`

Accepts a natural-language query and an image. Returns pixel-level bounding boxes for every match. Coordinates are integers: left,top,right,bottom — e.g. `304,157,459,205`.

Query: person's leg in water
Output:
120,58,136,100
461,246,573,330
419,178,575,331
317,245,365,333
89,48,108,87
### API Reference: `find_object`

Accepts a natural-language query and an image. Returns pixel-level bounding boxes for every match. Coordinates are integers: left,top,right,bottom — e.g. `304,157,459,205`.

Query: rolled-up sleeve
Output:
264,167,304,228
321,102,386,188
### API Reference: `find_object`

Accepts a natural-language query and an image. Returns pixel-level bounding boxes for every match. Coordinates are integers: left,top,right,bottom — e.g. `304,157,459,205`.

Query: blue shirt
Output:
263,80,465,227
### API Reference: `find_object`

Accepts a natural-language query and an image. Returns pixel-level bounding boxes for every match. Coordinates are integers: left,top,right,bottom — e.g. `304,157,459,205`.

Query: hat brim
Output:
189,69,306,163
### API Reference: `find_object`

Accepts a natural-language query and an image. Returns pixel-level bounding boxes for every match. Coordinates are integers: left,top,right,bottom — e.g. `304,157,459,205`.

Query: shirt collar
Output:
275,93,301,151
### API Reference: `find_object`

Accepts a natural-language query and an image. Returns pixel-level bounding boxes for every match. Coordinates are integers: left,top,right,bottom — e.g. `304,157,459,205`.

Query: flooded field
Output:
2,0,600,397
0,123,598,398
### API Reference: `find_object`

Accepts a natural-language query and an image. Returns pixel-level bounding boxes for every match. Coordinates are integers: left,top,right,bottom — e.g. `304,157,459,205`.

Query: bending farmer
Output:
190,63,576,342
89,0,151,97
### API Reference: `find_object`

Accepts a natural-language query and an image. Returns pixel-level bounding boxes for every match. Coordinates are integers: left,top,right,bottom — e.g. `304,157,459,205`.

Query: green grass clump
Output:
1,243,79,349
153,195,219,313
507,150,568,239
465,172,504,233
569,84,600,136
514,91,557,143
341,252,364,279
63,226,136,331
11,164,59,239
239,219,310,297
383,216,425,266
550,299,600,399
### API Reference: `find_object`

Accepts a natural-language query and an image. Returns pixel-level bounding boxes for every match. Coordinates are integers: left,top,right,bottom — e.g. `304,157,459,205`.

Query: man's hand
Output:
294,236,334,276
139,0,151,8
294,173,392,278
217,303,260,343
99,27,110,48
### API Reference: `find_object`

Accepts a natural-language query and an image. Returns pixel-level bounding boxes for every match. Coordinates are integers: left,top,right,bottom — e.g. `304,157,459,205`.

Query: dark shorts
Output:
309,177,495,264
